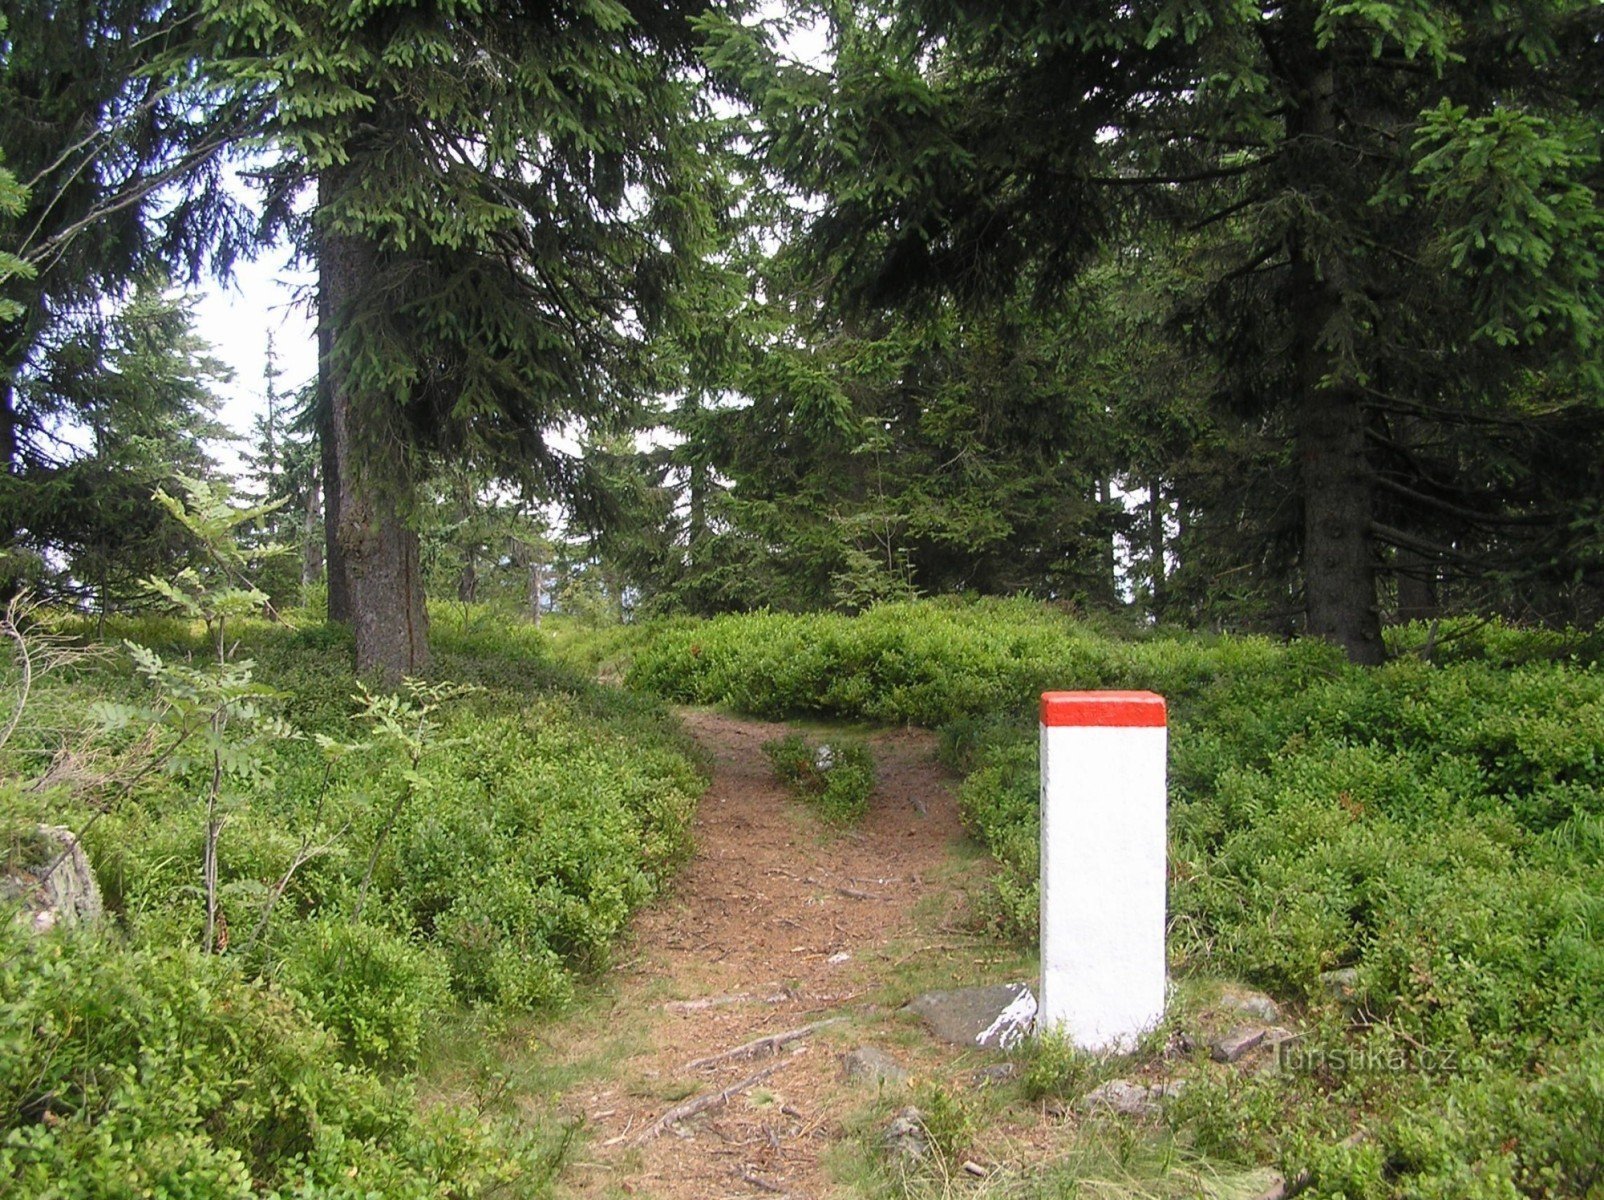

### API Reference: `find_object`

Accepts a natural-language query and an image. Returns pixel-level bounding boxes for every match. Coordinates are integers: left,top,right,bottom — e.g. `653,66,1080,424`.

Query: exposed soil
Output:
551,708,983,1199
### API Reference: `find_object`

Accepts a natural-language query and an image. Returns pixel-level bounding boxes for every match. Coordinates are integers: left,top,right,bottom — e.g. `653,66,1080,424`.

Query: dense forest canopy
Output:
0,0,1601,664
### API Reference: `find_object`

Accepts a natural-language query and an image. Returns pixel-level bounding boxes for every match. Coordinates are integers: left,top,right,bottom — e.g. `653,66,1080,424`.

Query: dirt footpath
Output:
555,709,974,1199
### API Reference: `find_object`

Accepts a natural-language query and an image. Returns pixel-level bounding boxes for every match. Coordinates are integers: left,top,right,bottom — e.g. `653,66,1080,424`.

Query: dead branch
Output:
634,1060,792,1143
685,1019,847,1072
737,1166,786,1193
0,597,35,754
665,989,793,1013
801,875,886,900
600,1115,636,1146
833,884,885,901
1,595,111,756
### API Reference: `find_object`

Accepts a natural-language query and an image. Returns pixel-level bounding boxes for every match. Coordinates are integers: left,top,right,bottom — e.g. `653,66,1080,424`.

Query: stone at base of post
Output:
1037,691,1168,1053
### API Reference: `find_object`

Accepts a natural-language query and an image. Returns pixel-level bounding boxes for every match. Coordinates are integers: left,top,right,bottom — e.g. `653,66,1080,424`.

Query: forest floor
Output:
499,707,1049,1199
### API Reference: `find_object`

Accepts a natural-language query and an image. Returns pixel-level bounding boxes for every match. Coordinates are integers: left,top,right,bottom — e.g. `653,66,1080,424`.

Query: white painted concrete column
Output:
1038,690,1167,1052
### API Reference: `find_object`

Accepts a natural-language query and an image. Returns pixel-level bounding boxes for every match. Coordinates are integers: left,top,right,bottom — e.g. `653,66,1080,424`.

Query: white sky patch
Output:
190,239,316,478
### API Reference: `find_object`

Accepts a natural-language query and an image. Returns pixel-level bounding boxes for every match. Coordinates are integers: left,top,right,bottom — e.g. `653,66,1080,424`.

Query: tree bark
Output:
0,373,15,530
0,328,25,559
0,374,15,483
454,479,477,603
317,254,351,624
686,393,708,567
301,469,324,588
1148,477,1167,619
320,178,429,681
1293,378,1382,661
0,352,22,602
1094,477,1119,606
1284,27,1384,665
689,456,707,564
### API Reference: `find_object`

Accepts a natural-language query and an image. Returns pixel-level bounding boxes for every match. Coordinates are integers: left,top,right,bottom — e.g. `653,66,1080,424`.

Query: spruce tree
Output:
206,0,733,679
12,284,231,614
0,0,255,577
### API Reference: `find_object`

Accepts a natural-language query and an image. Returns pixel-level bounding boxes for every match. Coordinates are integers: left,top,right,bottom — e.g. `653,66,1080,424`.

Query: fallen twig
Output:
886,940,985,968
738,1165,785,1193
664,990,791,1013
686,1018,846,1072
801,873,887,900
833,884,885,901
600,1115,636,1147
635,1061,791,1143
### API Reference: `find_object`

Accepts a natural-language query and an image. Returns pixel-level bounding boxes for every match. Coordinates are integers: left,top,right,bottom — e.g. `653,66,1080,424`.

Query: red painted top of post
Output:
1040,691,1167,728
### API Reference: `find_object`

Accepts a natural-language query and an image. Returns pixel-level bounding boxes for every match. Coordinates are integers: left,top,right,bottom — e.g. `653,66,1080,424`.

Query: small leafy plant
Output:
110,478,293,952
762,731,876,823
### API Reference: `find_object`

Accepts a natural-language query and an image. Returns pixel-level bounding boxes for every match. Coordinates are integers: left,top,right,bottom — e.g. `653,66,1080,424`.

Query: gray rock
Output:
842,1046,909,1086
907,982,1037,1051
1319,968,1360,997
970,1063,1020,1088
1217,984,1281,1022
883,1106,929,1161
1079,1078,1187,1117
4,825,101,932
1209,1024,1270,1063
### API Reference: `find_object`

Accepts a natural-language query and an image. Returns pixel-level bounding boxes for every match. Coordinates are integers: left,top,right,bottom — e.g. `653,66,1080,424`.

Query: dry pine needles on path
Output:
553,709,972,1199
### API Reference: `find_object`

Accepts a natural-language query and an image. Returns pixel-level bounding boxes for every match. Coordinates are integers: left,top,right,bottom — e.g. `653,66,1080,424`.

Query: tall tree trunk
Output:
686,392,707,567
1094,477,1119,606
1285,29,1383,665
301,470,324,588
454,478,476,603
689,456,707,565
321,180,429,682
0,346,22,601
1293,378,1381,662
317,258,351,624
529,555,543,626
0,375,15,484
1147,477,1167,619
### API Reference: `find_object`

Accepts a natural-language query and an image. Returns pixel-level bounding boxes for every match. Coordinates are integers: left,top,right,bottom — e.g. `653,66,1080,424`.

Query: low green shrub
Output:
1020,1030,1103,1102
0,923,537,1198
1384,614,1604,666
953,735,1039,937
3,599,703,1197
278,917,452,1071
762,731,877,823
36,605,702,1021
907,1082,978,1166
622,598,1324,728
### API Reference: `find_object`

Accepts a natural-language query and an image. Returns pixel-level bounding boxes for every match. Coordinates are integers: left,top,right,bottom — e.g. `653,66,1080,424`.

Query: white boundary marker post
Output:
1038,690,1167,1052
